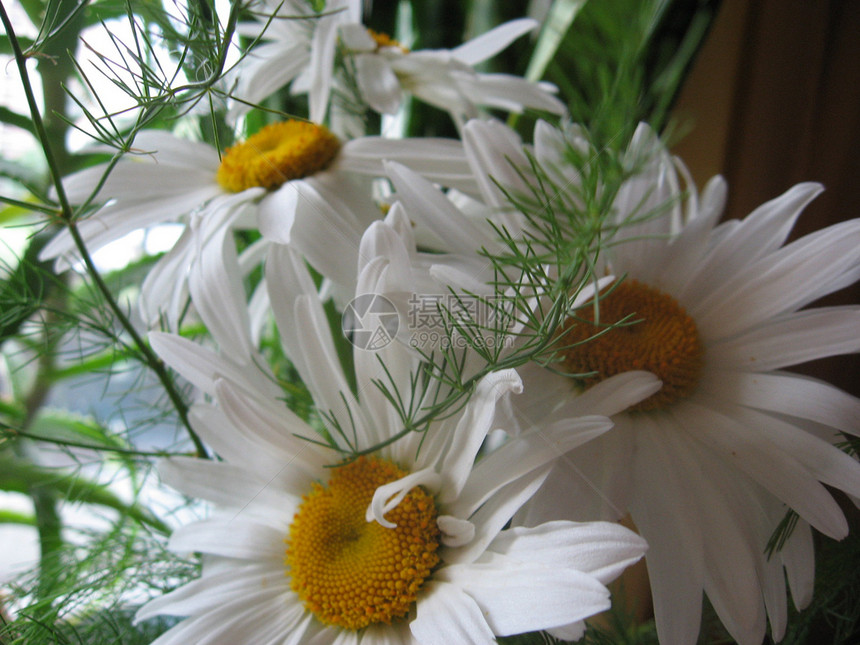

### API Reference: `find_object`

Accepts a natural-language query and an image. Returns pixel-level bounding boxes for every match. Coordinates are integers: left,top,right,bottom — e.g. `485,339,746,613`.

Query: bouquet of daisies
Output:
1,1,858,643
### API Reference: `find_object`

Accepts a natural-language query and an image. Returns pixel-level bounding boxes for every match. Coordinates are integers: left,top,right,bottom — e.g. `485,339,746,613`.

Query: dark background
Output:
672,0,860,397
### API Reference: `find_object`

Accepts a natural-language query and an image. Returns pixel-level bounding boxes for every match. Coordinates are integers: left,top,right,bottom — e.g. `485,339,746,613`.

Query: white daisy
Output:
226,0,362,123
40,122,474,326
501,161,860,643
134,230,651,643
377,116,860,644
339,18,566,128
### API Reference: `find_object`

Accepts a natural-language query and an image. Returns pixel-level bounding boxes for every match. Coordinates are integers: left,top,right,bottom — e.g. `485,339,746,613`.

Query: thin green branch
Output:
0,195,59,216
0,3,208,458
2,424,191,460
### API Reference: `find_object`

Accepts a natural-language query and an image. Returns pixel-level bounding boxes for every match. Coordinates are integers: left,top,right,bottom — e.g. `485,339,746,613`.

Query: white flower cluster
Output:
40,3,860,644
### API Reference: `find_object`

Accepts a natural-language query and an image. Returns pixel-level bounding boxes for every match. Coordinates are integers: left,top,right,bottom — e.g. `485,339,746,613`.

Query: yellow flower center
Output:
286,456,440,630
216,120,340,193
368,29,408,52
558,280,704,411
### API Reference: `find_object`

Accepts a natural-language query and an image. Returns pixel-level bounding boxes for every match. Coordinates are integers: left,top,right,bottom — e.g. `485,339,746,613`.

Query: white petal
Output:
367,466,442,528
214,378,331,475
782,518,815,609
668,431,767,644
44,184,220,268
682,400,848,539
307,3,341,123
139,227,193,327
362,621,412,645
709,307,860,371
188,403,265,467
228,45,309,120
356,54,403,114
304,626,359,645
703,370,860,436
148,331,247,396
266,248,368,441
629,418,704,645
130,130,222,169
437,515,475,547
410,581,495,644
713,400,860,500
340,22,375,51
546,621,587,642
660,176,727,296
385,161,496,255
276,175,377,287
531,416,637,523
683,183,823,301
489,520,647,585
135,562,288,621
437,369,523,504
462,119,530,208
456,72,566,115
147,593,307,645
438,556,610,636
248,277,271,347
352,232,419,452
611,133,682,282
159,457,296,518
188,220,253,365
169,519,285,560
534,119,583,189
549,370,663,418
443,465,549,564
292,296,369,445
257,182,300,245
452,18,537,66
337,137,477,196
448,415,612,519
693,220,860,338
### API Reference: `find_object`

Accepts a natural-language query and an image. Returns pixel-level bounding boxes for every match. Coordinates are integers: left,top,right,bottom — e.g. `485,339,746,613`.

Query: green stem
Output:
17,304,65,601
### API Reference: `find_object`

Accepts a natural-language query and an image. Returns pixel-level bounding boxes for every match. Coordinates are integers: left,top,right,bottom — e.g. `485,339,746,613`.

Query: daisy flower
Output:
134,228,652,643
226,0,362,123
40,121,474,326
379,116,860,644
339,18,566,128
468,128,860,644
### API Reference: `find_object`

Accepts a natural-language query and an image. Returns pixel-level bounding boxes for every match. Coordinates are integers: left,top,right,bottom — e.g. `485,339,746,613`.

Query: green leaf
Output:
0,398,25,422
0,508,37,525
525,0,588,83
28,410,127,451
0,454,170,535
0,106,36,136
0,33,35,55
640,0,721,130
47,349,134,381
539,0,720,148
0,158,46,202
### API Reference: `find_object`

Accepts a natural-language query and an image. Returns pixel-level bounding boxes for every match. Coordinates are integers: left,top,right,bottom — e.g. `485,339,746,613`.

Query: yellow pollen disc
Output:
368,29,409,52
216,120,340,193
286,456,440,630
559,280,704,412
